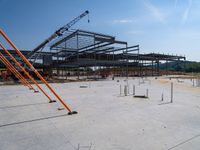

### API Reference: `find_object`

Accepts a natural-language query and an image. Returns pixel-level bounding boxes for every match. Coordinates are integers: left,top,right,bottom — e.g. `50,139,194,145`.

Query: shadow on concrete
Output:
0,114,68,128
0,102,48,110
158,102,172,105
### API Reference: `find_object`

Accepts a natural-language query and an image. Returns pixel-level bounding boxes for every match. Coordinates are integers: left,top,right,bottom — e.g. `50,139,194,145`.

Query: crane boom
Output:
28,10,89,58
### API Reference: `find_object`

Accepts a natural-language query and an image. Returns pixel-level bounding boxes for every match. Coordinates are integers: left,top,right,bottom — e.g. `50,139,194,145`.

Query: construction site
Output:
1,7,200,150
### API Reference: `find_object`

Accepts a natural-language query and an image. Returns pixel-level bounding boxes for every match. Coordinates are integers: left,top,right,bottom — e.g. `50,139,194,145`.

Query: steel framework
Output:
0,29,186,77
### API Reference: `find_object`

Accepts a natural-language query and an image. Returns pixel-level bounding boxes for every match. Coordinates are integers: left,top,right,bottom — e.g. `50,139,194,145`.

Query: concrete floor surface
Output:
0,77,200,150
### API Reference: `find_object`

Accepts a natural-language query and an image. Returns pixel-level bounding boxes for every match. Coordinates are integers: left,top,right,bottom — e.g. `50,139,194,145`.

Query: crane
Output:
28,10,89,59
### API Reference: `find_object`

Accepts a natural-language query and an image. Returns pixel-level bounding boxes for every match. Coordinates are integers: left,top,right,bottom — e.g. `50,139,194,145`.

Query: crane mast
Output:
28,10,89,59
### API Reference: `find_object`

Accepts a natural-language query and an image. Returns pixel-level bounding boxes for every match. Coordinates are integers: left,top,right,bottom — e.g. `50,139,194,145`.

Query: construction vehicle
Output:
28,10,89,59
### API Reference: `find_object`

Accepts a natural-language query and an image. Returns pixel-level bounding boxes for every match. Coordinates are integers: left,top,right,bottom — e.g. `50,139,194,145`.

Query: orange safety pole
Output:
0,29,76,114
0,52,34,90
0,42,54,103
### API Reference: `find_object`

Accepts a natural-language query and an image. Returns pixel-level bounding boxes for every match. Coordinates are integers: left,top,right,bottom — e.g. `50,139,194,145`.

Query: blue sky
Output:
0,0,200,61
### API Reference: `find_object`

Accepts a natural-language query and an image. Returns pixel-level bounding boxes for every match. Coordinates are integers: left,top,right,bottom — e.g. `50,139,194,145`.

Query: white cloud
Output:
113,19,133,24
143,0,166,24
182,0,193,24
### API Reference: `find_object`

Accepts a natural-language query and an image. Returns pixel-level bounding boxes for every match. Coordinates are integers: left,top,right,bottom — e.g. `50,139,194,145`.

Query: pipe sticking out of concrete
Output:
192,79,195,87
146,89,148,97
171,82,173,103
133,85,135,96
124,85,128,96
120,84,122,96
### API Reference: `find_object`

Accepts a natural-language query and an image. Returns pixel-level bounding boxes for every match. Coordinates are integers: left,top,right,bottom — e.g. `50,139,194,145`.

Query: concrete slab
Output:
0,77,200,150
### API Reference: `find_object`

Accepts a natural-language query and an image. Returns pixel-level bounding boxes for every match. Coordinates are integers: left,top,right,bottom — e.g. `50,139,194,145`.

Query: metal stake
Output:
120,84,122,95
133,85,135,96
171,82,173,103
146,89,148,97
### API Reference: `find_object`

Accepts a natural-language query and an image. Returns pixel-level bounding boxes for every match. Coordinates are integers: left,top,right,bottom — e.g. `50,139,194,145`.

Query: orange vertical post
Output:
0,29,77,114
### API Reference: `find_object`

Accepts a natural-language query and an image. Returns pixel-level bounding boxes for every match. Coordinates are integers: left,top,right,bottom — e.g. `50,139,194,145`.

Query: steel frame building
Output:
0,29,186,78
